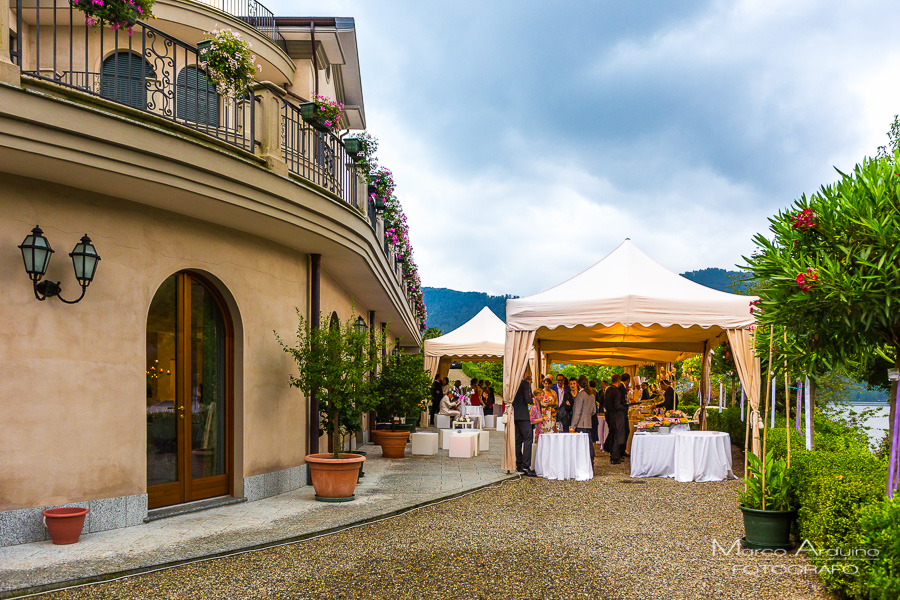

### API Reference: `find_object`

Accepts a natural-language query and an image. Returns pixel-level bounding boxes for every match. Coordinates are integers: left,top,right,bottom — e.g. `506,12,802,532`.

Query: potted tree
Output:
373,348,432,458
738,449,796,549
277,310,381,502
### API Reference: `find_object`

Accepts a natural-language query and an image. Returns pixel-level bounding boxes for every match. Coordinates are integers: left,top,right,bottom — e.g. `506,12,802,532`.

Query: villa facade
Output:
0,0,422,545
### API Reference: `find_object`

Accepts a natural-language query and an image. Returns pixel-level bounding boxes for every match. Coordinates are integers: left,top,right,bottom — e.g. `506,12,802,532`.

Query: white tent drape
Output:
502,329,535,471
727,328,761,455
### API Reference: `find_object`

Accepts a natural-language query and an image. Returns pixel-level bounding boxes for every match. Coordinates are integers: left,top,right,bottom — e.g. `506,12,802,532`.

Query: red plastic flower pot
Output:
42,507,89,545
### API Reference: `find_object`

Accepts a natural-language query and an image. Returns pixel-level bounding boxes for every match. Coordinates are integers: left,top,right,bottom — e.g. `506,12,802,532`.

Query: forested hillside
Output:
422,288,515,333
680,268,748,293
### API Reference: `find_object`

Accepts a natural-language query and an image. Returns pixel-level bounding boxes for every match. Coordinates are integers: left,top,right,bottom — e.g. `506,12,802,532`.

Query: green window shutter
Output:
176,67,219,127
100,51,153,110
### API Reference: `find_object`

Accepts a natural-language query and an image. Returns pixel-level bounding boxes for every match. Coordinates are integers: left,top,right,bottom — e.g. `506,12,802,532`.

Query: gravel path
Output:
32,445,832,600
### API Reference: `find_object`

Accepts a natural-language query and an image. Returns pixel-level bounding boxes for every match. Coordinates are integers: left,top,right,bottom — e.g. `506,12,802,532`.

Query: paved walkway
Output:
0,429,513,598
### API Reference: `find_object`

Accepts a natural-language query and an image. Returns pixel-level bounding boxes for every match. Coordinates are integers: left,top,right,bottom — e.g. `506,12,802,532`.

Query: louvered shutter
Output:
100,51,153,110
175,67,219,127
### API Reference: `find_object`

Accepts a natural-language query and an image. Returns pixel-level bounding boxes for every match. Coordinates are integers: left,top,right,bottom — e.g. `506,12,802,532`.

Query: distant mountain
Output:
423,288,517,334
680,268,749,294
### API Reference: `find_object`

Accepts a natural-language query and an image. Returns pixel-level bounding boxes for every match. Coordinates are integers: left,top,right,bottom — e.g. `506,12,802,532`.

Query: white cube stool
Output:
456,431,480,456
483,415,495,429
496,418,505,432
449,432,476,458
440,428,455,450
478,430,490,452
435,415,452,429
411,432,439,455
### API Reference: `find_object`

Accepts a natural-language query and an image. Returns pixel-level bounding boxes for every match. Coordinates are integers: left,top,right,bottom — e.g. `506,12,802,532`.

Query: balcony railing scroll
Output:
16,0,255,152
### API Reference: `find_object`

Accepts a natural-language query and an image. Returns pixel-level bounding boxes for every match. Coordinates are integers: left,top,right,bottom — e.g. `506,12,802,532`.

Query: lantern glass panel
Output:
71,240,100,283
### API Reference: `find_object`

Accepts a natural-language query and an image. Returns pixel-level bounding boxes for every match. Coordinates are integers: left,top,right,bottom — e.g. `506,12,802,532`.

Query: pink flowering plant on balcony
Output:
369,166,396,209
310,94,344,134
71,0,154,32
199,28,261,99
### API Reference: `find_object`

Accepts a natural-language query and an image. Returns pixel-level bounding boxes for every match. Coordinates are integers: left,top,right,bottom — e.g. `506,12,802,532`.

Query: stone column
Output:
0,0,22,86
251,81,289,176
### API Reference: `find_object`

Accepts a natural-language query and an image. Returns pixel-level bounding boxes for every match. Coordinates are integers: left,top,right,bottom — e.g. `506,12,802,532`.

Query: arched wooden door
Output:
146,272,233,509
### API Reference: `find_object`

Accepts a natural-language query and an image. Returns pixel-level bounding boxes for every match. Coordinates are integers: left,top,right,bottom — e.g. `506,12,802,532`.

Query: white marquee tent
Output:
500,239,760,471
424,307,507,380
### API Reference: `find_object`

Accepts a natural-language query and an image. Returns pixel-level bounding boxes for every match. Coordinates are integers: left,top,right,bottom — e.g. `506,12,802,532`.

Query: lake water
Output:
847,403,891,446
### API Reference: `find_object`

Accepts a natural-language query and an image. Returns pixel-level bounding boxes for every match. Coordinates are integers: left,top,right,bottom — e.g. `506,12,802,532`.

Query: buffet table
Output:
631,429,735,482
533,433,593,481
673,431,736,482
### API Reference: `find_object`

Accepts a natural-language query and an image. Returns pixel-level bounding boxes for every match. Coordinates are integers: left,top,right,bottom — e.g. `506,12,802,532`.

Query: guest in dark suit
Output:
659,379,676,412
430,375,443,425
551,375,567,407
605,374,628,464
512,374,536,476
588,379,600,444
557,379,577,432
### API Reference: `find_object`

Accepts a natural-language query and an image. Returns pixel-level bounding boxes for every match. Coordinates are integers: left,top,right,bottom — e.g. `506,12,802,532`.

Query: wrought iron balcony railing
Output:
194,0,285,49
281,100,359,209
16,0,255,152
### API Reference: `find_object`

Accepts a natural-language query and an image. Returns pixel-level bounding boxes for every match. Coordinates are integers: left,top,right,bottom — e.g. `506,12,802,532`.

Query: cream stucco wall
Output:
0,175,315,509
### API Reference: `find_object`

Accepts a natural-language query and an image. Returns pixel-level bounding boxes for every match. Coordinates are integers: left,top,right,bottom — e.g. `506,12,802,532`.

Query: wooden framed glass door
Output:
146,272,233,509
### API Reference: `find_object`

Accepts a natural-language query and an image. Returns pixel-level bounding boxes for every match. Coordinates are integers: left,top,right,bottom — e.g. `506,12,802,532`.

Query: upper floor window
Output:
175,66,220,127
100,51,154,110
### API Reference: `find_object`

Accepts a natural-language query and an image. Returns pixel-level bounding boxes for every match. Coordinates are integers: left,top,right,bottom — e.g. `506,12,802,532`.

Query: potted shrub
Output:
299,94,343,134
277,310,381,501
198,28,261,99
372,347,432,458
70,0,153,30
739,449,796,549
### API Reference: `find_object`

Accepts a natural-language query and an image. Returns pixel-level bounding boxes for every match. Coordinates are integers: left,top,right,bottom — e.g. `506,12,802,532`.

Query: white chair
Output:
411,432,439,455
440,428,455,450
435,415,452,429
478,430,490,452
483,415,495,429
449,432,476,458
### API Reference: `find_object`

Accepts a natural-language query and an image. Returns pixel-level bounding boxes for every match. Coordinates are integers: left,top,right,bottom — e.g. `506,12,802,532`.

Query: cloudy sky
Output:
271,0,900,297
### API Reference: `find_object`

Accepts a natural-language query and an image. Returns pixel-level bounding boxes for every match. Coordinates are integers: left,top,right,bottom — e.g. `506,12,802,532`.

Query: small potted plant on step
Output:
738,449,796,549
372,345,432,458
277,310,381,502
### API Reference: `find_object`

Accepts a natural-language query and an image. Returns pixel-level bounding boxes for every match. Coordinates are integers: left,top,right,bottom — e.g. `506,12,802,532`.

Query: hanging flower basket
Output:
71,0,154,31
198,27,261,99
343,137,364,157
299,94,343,134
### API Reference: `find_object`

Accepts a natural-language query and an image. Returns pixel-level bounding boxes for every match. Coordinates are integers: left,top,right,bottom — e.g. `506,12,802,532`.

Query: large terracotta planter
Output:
378,430,410,459
306,453,366,502
42,507,89,545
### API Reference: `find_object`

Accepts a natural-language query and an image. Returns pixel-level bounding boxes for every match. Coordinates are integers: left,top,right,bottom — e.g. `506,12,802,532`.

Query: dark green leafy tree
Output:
276,310,383,458
742,150,900,495
423,327,443,341
374,349,433,430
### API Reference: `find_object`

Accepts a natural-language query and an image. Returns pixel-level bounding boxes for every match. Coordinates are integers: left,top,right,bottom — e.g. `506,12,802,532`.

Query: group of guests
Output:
511,372,678,475
430,375,496,424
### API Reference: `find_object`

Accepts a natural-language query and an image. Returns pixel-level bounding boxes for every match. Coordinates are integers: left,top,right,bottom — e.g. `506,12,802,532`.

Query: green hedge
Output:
705,406,747,448
858,498,900,600
790,447,888,598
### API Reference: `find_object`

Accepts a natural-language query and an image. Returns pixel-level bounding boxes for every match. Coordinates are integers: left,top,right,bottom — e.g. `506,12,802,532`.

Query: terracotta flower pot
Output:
371,430,383,445
378,430,410,459
305,453,365,502
42,507,89,545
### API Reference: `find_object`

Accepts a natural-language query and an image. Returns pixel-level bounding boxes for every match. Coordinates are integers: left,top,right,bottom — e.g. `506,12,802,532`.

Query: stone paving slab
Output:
0,429,513,598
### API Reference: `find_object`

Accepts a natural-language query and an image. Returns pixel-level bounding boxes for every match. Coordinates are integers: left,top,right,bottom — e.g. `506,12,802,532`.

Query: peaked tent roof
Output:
424,306,506,359
505,239,756,365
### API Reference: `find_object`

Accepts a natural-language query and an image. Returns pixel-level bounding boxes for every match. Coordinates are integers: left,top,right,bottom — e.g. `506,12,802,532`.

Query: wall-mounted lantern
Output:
355,315,367,335
19,226,100,304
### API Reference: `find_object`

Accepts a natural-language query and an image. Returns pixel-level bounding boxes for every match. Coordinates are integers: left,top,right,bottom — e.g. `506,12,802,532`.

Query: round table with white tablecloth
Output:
673,431,737,482
630,432,678,478
533,433,593,481
459,405,484,427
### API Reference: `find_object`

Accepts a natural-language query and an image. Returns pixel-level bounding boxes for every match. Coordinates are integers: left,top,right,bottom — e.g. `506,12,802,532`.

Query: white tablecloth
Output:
533,433,593,481
630,433,678,478
460,405,484,427
673,431,736,482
